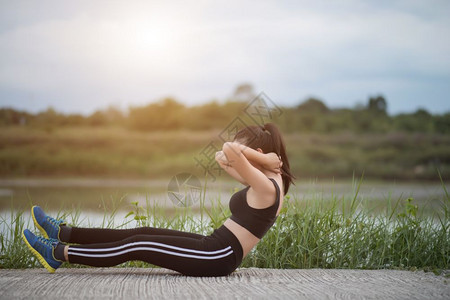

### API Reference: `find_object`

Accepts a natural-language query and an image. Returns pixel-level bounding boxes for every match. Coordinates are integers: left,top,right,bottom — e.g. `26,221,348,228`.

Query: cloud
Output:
0,0,449,114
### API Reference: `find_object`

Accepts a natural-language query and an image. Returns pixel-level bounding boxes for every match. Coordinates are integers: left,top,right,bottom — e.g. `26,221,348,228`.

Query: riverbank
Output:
1,126,449,180
1,176,448,271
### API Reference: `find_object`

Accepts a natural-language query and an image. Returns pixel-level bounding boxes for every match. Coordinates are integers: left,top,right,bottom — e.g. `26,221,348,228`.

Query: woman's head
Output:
234,123,295,195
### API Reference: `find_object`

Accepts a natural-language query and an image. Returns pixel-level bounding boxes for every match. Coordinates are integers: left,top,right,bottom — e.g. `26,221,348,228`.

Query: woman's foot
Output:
31,206,66,240
22,229,62,273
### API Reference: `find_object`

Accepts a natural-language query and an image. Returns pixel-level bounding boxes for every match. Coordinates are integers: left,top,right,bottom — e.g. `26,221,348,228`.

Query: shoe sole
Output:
21,231,56,273
31,206,49,239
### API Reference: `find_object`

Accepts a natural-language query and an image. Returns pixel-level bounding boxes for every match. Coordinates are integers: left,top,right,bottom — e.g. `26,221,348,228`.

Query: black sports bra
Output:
229,178,281,239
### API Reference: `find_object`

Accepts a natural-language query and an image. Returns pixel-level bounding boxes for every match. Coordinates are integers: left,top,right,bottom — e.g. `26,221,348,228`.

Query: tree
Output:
434,113,450,134
297,98,329,113
368,96,387,115
88,111,107,126
104,105,125,125
128,98,185,131
232,83,255,102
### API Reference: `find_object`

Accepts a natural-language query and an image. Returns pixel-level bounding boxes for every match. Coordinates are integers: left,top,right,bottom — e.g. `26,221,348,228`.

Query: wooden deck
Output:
1,268,448,299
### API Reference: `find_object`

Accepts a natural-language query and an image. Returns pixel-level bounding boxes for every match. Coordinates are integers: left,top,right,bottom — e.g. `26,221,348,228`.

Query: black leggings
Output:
63,225,243,277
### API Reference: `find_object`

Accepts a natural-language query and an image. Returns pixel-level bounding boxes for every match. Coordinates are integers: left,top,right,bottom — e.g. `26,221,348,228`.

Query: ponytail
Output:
234,123,295,194
263,123,295,194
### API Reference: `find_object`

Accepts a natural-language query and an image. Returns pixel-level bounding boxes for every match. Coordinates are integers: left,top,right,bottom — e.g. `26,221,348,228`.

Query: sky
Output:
0,0,449,115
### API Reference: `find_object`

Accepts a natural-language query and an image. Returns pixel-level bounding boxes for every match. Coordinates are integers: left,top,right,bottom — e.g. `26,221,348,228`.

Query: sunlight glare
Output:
98,14,186,70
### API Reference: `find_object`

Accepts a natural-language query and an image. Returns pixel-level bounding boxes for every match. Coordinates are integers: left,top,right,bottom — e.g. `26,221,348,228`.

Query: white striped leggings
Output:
63,225,243,277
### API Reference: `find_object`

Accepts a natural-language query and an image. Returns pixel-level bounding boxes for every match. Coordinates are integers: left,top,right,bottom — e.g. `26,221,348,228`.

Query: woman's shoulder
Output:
248,174,282,199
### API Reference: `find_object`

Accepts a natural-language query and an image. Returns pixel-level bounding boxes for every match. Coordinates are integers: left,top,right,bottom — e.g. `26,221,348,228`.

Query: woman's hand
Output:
215,151,231,167
262,152,283,174
216,150,249,185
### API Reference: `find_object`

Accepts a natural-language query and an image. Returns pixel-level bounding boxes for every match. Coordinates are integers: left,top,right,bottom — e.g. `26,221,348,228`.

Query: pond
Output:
0,178,448,222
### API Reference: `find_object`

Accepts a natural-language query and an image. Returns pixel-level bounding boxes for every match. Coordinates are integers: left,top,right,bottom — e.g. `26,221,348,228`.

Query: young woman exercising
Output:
23,123,295,277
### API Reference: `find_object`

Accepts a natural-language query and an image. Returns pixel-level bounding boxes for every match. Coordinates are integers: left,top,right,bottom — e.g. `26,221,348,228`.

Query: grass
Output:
1,178,449,273
245,176,450,272
247,195,449,272
0,210,37,269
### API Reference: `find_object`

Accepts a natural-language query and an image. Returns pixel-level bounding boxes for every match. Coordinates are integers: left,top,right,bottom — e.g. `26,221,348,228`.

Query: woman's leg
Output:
28,206,243,276
64,226,204,244
65,230,239,277
32,205,204,244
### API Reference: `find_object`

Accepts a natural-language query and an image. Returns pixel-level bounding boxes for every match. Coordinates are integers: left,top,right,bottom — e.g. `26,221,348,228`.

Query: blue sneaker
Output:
31,206,66,240
22,229,62,273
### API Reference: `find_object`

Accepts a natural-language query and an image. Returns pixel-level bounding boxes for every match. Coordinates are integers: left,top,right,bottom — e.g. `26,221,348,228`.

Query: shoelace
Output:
36,236,59,247
47,216,64,228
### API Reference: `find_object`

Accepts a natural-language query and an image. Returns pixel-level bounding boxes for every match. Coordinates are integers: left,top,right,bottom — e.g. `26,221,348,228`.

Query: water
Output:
0,178,448,217
1,178,448,247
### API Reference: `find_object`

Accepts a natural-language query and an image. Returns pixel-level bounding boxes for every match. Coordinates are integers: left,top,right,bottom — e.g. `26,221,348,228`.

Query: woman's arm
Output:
222,142,281,194
224,142,282,174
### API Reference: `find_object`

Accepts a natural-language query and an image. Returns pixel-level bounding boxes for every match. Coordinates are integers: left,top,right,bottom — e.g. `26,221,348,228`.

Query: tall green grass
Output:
0,210,38,268
1,179,448,273
246,194,449,271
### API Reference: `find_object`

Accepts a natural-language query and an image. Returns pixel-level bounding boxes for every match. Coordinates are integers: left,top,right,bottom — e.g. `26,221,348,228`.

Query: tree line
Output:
1,95,449,134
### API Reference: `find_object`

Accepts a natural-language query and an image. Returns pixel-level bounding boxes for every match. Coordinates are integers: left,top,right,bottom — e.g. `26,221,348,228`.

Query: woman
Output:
22,123,294,277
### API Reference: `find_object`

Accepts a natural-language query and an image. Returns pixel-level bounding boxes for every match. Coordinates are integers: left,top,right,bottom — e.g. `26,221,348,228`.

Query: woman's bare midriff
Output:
223,219,260,258
224,176,284,258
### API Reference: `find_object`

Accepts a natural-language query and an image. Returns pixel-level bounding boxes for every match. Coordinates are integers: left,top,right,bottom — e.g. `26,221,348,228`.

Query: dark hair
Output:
234,123,295,194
